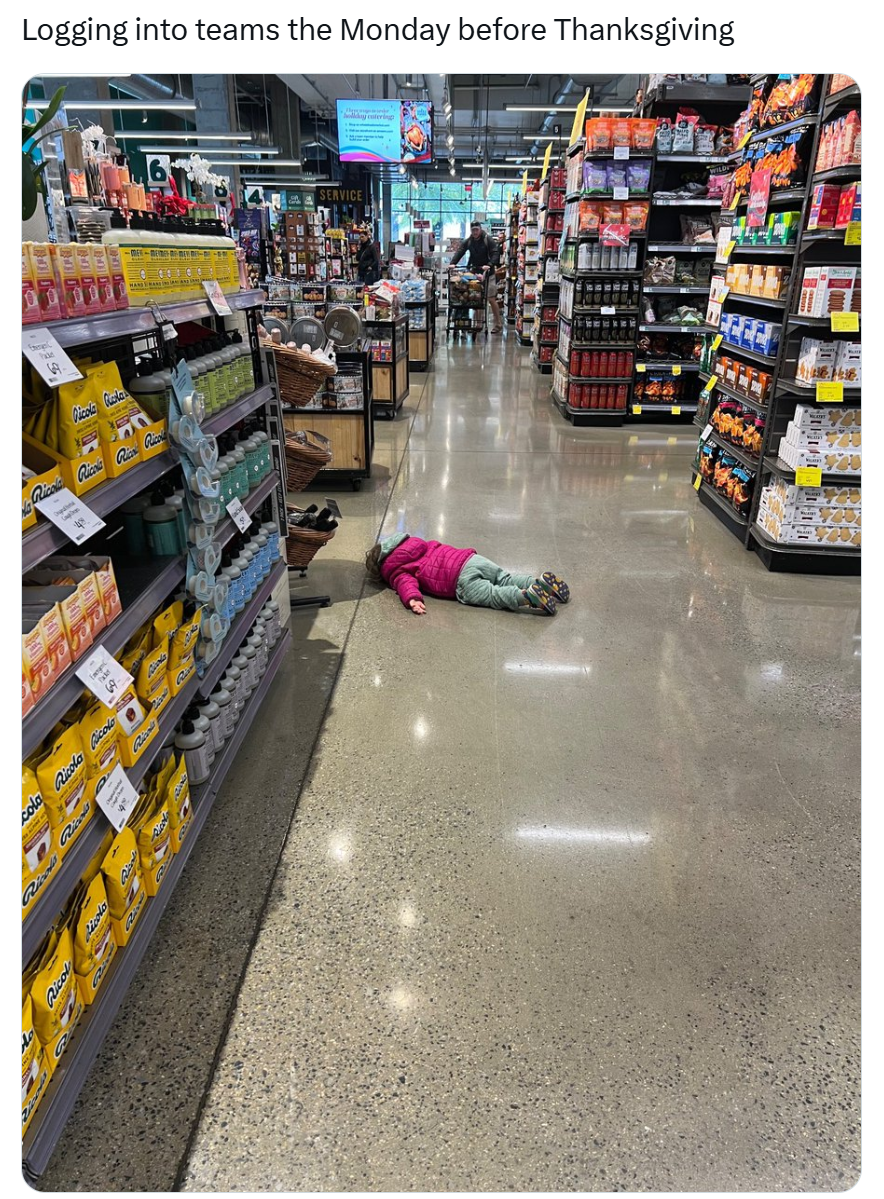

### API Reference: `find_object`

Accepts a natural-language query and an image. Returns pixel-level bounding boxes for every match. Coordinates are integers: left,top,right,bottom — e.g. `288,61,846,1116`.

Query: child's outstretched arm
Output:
389,567,424,612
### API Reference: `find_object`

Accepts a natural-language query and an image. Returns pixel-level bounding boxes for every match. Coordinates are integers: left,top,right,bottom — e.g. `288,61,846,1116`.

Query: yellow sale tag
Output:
693,473,703,491
738,131,752,149
667,436,677,445
719,286,730,302
712,334,723,350
703,377,717,394
636,363,646,373
816,381,844,402
672,364,682,376
723,240,736,259
542,141,553,178
570,90,589,145
522,170,528,194
632,404,642,415
844,221,861,246
671,405,682,415
795,467,823,487
728,194,740,211
831,312,859,332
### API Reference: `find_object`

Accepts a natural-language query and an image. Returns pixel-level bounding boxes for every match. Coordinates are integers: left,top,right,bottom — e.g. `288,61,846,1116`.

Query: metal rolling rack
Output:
21,288,294,1177
691,74,861,575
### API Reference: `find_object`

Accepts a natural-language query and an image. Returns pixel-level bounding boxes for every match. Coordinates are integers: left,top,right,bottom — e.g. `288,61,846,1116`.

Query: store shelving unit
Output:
505,201,520,325
690,74,861,574
21,287,293,1176
22,627,292,1181
404,298,435,371
532,168,565,373
515,190,540,345
364,315,410,417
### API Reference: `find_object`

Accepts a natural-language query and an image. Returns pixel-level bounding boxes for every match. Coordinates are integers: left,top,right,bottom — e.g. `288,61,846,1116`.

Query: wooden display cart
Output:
405,299,435,371
282,341,374,490
365,315,410,417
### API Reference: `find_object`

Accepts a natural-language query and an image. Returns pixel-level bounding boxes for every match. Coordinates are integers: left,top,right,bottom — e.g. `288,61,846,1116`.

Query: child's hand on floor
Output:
409,600,426,615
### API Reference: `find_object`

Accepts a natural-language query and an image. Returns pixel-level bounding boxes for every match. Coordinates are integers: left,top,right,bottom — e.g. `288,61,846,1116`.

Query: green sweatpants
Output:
455,554,535,611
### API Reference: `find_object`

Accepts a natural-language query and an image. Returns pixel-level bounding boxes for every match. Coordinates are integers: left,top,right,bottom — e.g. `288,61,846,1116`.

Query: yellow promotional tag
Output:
671,405,682,415
816,381,844,402
703,377,717,394
831,312,859,332
728,194,740,211
672,365,681,376
844,222,861,246
667,436,677,445
632,404,642,415
542,141,552,178
693,473,703,491
738,131,752,149
712,334,723,350
795,467,823,487
521,169,528,194
723,240,736,259
719,286,730,302
636,363,646,373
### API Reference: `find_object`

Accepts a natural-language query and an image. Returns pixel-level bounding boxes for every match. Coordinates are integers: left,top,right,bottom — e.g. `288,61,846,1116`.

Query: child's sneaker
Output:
538,572,570,604
522,582,557,615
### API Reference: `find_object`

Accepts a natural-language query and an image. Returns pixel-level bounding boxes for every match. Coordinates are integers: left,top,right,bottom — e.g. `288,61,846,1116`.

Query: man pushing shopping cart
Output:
449,221,503,334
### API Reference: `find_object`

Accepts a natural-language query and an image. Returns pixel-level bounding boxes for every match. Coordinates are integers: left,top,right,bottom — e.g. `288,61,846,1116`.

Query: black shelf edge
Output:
578,231,648,240
712,342,779,367
812,164,861,184
559,341,637,351
762,454,862,483
787,312,862,329
652,197,722,207
31,290,266,349
692,471,750,528
22,628,291,1177
630,403,699,415
655,154,731,164
642,286,710,294
202,385,276,437
824,85,861,116
21,556,186,759
699,429,762,471
749,114,821,143
196,559,286,697
723,292,789,310
777,377,861,399
799,227,858,243
698,371,769,411
21,673,199,964
727,242,799,255
750,523,861,558
636,361,701,372
639,324,707,334
646,243,717,253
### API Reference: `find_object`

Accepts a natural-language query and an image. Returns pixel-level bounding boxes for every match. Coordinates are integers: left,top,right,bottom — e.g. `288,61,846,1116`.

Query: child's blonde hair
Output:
364,543,384,583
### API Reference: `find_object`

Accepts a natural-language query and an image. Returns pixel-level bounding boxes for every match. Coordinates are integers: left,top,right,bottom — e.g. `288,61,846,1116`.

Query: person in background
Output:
450,221,503,333
356,229,381,285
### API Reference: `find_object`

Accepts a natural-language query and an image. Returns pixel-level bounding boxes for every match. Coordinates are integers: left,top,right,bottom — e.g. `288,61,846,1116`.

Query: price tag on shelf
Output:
600,306,616,315
844,221,861,246
728,194,741,211
22,327,83,388
613,145,630,160
719,287,730,302
672,364,682,376
703,377,717,395
632,404,642,415
35,487,106,546
738,131,752,149
816,381,844,402
95,763,140,833
831,312,859,332
722,240,736,259
226,497,252,533
76,645,134,709
671,405,682,415
613,186,629,201
795,467,824,487
202,280,232,315
636,363,646,373
693,473,703,491
701,423,714,441
712,334,723,350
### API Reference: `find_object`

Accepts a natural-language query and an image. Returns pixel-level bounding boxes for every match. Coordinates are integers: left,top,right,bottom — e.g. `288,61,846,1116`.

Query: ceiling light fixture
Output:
503,104,579,112
28,99,198,111
110,131,252,141
521,134,568,141
209,159,301,167
138,146,281,156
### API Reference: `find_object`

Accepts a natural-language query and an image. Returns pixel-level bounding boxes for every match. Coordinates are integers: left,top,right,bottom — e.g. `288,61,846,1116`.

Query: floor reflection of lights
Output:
515,825,652,845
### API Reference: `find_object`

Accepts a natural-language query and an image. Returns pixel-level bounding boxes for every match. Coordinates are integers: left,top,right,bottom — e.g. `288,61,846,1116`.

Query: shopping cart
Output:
447,268,488,340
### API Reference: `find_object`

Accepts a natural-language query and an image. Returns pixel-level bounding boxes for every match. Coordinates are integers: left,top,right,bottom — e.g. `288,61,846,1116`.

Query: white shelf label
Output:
600,306,616,315
226,497,252,533
701,423,714,441
35,487,106,545
613,146,630,160
22,327,84,387
613,186,629,201
95,763,140,833
202,280,232,315
76,645,134,709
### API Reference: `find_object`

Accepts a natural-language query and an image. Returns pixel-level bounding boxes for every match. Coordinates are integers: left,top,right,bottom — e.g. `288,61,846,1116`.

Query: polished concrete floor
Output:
41,331,860,1191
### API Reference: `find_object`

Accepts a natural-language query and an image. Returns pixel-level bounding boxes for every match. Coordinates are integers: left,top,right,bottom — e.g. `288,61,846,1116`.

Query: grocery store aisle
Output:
178,330,859,1192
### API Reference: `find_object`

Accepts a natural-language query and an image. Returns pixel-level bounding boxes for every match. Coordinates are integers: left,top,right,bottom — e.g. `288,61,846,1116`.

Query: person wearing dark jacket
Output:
450,221,503,332
356,230,381,285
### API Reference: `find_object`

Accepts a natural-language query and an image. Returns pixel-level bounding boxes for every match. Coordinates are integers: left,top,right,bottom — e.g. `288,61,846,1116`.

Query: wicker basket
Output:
284,431,332,492
285,520,337,571
269,343,336,407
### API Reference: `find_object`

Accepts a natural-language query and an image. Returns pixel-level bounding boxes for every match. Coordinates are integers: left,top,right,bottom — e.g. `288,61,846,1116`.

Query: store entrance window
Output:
390,181,513,244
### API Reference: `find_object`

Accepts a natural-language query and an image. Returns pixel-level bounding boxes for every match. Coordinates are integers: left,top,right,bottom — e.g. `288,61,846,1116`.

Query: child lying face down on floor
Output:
365,533,570,616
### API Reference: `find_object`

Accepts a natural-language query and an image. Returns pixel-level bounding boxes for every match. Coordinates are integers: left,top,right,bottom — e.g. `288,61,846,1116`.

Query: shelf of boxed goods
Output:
37,289,267,350
22,626,292,1179
22,384,275,572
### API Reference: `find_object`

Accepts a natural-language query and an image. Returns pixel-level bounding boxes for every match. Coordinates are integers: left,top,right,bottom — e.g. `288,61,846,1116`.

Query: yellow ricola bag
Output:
73,872,118,1004
22,764,54,878
22,995,51,1137
101,827,147,947
166,754,193,853
136,640,169,701
168,606,202,674
36,722,94,859
131,791,172,896
80,701,120,777
30,926,84,1072
89,362,136,442
56,376,100,459
152,600,182,651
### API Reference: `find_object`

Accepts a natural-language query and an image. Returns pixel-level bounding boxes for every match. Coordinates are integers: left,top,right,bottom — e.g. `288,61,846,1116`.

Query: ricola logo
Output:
149,653,167,678
120,853,137,888
54,752,84,791
77,459,103,483
92,717,116,750
133,724,154,753
46,961,71,1008
23,854,59,907
73,402,98,422
85,902,108,941
143,428,166,451
115,444,139,467
152,811,169,839
175,775,188,802
60,801,91,847
22,792,43,826
22,1027,34,1055
31,478,63,503
126,892,145,931
103,387,128,409
23,497,33,520
176,664,192,685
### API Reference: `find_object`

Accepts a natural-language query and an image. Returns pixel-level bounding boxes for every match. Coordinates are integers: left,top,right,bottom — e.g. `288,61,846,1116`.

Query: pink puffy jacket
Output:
380,536,476,608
